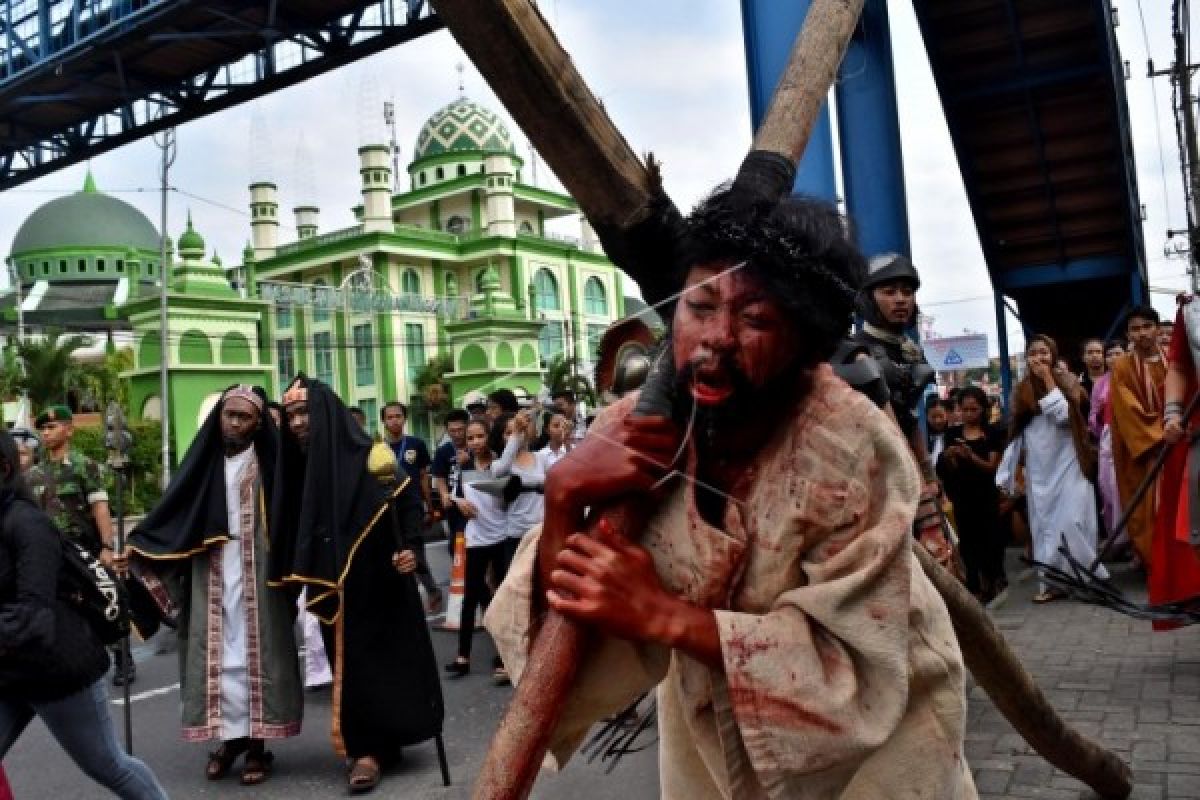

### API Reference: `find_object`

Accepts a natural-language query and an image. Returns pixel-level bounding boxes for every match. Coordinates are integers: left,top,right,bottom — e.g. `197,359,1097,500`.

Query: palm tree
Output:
15,330,91,410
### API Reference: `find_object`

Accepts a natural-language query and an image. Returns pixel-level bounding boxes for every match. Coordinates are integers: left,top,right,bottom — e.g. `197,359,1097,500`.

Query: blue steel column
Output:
1130,271,1146,306
995,291,1013,412
834,0,910,258
739,0,838,200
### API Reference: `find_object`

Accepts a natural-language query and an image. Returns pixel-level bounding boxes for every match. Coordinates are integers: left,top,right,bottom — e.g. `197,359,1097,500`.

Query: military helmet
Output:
862,253,920,292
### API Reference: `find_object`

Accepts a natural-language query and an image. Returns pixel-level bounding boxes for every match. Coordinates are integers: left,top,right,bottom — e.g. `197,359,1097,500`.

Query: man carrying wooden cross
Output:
487,183,977,798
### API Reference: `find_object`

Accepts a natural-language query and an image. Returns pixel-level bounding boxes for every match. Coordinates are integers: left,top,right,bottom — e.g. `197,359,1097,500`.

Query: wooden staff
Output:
432,1,1132,798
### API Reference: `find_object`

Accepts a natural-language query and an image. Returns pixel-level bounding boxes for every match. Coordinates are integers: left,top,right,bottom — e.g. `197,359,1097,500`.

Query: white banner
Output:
922,334,990,371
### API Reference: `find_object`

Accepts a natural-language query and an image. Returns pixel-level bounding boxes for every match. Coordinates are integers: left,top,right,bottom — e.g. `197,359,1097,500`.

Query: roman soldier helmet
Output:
862,253,920,292
858,253,921,329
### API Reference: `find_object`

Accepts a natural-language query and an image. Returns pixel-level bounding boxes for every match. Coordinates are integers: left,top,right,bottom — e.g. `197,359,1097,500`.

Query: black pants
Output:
457,541,510,660
956,506,1006,596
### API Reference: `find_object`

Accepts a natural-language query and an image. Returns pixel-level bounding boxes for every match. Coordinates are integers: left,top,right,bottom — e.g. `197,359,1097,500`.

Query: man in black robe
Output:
269,375,444,794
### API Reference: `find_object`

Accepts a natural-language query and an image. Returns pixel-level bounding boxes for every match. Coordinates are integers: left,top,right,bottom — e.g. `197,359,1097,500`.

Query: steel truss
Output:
0,0,441,190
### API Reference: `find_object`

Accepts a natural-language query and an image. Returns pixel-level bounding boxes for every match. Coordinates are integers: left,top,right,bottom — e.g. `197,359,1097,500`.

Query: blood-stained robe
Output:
487,367,977,799
1150,310,1200,629
1111,351,1168,562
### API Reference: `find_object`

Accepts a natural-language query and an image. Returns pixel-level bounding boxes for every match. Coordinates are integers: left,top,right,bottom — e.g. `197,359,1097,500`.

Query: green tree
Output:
66,347,134,411
15,330,91,410
543,354,596,407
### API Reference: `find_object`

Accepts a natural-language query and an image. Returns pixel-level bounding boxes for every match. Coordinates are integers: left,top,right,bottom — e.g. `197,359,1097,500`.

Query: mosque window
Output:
77,259,86,273
519,221,534,235
420,172,427,186
405,323,425,387
480,165,485,173
97,259,106,273
42,262,48,275
276,300,292,329
457,165,467,177
588,324,607,360
277,339,295,383
446,216,468,235
533,268,560,311
353,323,375,386
584,276,608,315
59,260,67,273
538,321,565,363
314,331,334,385
402,269,421,296
116,260,124,273
435,167,445,181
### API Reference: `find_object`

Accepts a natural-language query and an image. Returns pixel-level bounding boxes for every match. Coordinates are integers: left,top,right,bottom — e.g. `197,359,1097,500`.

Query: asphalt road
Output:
2,541,659,799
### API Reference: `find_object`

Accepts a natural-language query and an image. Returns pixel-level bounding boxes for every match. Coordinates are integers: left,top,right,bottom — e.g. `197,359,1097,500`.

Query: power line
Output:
1138,0,1177,229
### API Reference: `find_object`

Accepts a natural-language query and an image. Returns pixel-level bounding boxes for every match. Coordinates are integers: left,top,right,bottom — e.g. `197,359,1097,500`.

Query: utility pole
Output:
153,126,177,488
1154,1,1200,291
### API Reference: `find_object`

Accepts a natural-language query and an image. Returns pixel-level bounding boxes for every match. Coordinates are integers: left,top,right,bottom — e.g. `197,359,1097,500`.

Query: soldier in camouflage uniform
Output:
28,405,134,685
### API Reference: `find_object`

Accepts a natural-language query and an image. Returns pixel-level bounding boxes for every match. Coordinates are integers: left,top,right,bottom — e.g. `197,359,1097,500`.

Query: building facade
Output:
110,97,627,453
239,97,625,438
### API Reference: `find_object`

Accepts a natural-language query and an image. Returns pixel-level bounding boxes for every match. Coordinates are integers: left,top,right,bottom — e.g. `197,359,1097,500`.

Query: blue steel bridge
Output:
1,0,1149,390
0,0,440,188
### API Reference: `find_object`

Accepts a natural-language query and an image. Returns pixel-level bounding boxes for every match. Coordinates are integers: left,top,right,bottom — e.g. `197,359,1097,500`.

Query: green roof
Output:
413,98,516,161
10,172,160,256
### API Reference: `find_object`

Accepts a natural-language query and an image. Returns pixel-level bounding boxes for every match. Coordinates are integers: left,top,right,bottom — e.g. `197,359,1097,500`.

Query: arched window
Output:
533,269,560,311
402,268,421,296
584,276,607,316
312,278,331,323
538,322,564,362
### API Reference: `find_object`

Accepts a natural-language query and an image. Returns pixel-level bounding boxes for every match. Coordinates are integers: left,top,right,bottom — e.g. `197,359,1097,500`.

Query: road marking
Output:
111,683,180,706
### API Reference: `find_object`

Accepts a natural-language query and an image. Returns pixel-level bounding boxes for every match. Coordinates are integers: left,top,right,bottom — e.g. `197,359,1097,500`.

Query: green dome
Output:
413,98,515,161
10,172,160,256
177,212,205,258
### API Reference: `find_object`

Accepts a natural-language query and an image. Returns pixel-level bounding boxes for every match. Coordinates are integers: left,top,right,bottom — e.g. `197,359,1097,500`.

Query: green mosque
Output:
4,97,637,459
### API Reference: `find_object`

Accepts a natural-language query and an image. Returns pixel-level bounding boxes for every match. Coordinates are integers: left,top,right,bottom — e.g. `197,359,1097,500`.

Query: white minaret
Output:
359,145,393,233
484,154,516,238
249,182,279,259
294,206,319,239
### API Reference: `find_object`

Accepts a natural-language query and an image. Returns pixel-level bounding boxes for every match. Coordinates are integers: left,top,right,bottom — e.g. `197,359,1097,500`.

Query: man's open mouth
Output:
690,371,734,406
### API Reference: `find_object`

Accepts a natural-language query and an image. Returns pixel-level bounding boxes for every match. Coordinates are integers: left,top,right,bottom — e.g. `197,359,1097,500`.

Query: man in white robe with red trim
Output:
126,385,302,785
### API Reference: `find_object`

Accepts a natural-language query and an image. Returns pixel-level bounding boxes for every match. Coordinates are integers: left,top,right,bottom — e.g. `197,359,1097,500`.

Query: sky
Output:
0,0,1192,357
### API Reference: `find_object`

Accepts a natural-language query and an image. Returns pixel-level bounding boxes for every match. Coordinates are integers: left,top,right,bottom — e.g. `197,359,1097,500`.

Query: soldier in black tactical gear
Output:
833,254,958,573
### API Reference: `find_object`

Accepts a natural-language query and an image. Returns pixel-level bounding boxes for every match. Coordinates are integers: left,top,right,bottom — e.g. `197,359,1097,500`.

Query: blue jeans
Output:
0,679,167,800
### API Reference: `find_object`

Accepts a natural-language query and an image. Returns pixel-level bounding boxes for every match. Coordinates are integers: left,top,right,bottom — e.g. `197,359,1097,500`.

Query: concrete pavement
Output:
6,548,1200,798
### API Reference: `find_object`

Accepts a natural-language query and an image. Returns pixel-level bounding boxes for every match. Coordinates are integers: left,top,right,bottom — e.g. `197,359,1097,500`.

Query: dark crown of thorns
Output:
680,191,862,312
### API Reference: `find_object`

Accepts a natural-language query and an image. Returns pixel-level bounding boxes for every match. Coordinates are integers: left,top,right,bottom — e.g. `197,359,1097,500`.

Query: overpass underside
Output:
911,0,1148,350
0,0,441,190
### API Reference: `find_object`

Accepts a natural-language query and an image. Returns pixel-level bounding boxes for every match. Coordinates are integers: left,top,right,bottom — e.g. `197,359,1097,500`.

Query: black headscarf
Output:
129,386,276,559
267,375,391,602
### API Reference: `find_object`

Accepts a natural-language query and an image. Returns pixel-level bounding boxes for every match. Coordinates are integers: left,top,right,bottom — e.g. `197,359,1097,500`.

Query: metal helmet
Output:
862,253,920,292
611,350,653,397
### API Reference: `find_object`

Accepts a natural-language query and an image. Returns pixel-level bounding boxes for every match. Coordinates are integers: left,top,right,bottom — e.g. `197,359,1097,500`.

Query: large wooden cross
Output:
429,2,1133,798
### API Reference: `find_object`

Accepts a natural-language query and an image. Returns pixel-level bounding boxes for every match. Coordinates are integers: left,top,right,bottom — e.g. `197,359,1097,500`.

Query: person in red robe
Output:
0,764,12,800
1153,301,1200,629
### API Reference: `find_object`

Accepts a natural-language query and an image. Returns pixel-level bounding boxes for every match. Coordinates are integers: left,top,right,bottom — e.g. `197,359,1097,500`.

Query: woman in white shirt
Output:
491,412,549,568
445,418,509,678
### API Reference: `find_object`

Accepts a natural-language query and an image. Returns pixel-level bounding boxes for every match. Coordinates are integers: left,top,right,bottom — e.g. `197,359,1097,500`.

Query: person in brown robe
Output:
487,187,976,798
1111,305,1168,563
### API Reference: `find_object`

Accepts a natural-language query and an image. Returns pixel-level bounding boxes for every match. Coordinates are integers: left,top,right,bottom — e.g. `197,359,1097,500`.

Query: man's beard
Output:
675,357,808,450
223,433,254,454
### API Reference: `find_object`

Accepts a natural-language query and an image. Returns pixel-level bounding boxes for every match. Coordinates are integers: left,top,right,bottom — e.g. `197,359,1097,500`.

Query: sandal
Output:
348,757,382,794
240,748,274,786
1033,590,1065,604
206,738,249,780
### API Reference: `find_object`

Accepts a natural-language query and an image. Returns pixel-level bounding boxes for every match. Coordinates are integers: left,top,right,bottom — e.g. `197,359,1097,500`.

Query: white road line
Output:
111,683,180,706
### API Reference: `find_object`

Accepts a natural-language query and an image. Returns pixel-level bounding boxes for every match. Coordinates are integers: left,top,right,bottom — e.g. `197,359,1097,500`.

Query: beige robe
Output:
487,366,977,799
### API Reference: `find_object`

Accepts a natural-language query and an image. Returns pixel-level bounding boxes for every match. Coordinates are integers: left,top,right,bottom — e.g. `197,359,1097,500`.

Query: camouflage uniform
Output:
28,452,109,555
